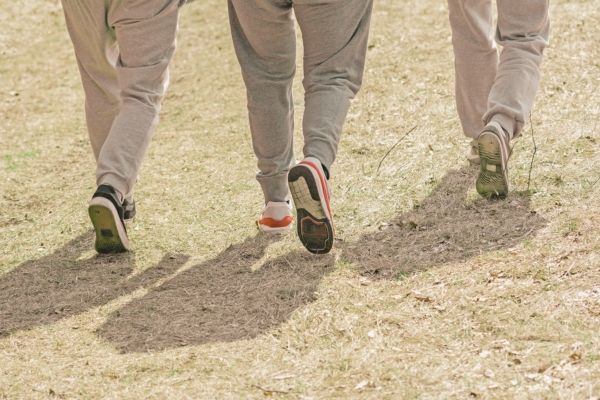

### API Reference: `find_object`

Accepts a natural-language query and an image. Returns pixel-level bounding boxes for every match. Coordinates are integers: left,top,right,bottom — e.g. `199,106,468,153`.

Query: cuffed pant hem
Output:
257,171,290,203
488,114,518,140
97,173,129,203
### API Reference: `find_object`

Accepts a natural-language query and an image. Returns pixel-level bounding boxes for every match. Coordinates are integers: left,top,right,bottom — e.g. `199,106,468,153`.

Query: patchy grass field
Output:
1,0,599,398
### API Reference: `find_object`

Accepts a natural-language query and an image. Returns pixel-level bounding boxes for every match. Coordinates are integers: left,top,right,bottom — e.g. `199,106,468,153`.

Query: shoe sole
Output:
88,197,130,253
257,221,293,235
476,132,509,198
288,163,334,254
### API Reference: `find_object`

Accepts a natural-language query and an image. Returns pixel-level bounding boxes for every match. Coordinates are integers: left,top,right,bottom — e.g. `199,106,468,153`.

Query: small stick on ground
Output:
376,125,417,176
527,113,538,192
586,121,599,189
251,384,292,395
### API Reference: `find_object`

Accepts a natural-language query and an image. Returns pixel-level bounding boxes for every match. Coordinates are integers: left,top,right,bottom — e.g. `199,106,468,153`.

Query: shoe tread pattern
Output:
476,133,508,198
89,204,128,253
289,166,333,254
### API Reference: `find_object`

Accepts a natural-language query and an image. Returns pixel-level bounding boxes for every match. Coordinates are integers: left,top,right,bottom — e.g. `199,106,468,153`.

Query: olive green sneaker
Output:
476,121,511,198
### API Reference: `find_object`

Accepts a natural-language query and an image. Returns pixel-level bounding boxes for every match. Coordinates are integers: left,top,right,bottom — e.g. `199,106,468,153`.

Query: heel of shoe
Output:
476,133,508,198
289,165,334,254
89,197,129,253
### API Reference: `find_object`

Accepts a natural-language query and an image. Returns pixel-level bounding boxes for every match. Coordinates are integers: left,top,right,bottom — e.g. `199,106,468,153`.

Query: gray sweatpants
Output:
229,0,373,203
61,0,180,200
448,0,550,140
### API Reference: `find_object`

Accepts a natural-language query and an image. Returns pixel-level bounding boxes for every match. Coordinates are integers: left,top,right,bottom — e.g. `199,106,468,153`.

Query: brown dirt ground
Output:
1,0,599,398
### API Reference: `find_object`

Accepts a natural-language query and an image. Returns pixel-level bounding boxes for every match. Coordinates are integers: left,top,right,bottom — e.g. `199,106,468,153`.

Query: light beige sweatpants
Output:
61,0,180,200
448,0,550,140
228,0,373,203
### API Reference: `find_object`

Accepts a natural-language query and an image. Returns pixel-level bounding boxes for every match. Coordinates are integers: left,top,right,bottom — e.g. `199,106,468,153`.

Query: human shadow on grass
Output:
97,234,335,353
0,232,189,337
342,166,547,279
96,167,544,353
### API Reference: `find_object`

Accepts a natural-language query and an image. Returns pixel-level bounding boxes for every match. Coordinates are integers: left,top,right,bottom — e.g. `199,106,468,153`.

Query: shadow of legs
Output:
97,234,335,352
342,166,547,279
0,232,188,337
95,167,545,352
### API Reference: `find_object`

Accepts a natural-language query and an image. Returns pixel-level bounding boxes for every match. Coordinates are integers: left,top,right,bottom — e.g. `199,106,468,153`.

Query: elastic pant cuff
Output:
489,114,518,140
97,173,129,203
257,171,290,203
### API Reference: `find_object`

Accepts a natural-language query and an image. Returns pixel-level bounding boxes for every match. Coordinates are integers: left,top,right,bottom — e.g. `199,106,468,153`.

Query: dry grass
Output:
1,0,600,398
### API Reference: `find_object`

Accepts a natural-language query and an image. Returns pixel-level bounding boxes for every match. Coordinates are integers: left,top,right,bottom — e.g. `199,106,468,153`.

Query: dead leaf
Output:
491,339,510,349
354,380,369,390
537,362,553,373
569,352,582,363
272,372,296,380
412,290,433,302
525,373,539,381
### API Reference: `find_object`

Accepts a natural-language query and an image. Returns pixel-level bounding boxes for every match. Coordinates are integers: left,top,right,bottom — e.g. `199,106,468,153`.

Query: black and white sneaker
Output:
123,198,136,222
288,157,334,254
88,185,130,253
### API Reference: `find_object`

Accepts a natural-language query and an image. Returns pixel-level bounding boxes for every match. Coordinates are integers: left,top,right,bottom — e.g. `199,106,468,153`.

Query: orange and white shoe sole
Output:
288,160,334,254
257,216,294,234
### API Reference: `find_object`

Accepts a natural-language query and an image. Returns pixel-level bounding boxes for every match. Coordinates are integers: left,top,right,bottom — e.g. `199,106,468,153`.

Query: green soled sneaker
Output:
476,121,511,198
88,185,130,253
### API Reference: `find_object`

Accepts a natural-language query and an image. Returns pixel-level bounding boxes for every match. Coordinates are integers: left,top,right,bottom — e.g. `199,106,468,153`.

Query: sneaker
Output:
288,157,334,254
88,185,130,253
467,138,480,165
476,121,511,198
123,198,136,222
257,200,293,234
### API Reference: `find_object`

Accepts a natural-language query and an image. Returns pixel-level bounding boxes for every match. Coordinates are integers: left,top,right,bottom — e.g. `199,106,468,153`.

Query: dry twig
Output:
251,384,292,395
527,113,538,192
376,125,417,176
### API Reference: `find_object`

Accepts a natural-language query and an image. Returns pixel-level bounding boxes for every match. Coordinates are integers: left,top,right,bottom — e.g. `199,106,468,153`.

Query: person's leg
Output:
228,0,296,204
61,0,120,164
75,0,180,253
287,0,373,254
485,0,550,139
447,0,498,140
61,1,130,252
97,0,180,201
476,0,549,198
294,0,373,174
